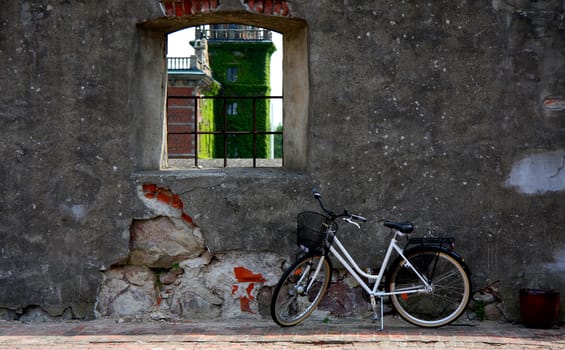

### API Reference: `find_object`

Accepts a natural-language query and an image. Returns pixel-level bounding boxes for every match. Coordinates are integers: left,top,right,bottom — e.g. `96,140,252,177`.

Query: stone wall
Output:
1,0,564,323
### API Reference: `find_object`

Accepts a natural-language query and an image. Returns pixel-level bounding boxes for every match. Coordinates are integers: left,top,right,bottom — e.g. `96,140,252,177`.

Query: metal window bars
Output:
166,95,283,168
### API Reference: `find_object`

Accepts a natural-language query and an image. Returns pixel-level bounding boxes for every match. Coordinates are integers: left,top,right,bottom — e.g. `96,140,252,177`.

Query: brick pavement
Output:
0,315,563,350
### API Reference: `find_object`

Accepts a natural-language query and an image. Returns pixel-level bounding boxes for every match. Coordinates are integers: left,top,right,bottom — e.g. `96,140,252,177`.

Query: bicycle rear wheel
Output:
388,249,471,328
271,255,332,327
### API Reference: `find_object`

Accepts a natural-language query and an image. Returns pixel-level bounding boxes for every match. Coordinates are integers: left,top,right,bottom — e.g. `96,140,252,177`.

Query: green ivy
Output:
200,40,276,159
274,124,283,158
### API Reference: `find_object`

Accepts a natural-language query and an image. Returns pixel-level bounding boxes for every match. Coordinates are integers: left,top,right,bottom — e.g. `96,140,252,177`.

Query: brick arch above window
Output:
160,1,291,17
161,1,221,17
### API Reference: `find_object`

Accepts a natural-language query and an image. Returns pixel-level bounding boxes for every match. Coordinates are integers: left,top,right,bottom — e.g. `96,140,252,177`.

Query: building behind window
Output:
166,24,278,165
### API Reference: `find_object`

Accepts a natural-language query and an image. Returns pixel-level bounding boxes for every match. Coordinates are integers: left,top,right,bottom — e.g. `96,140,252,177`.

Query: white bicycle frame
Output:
318,227,433,330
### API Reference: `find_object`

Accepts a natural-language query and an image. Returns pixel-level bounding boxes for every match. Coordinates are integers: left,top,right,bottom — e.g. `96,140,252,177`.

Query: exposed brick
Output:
239,296,254,313
192,0,201,14
202,0,210,13
171,195,184,209
161,0,225,17
143,184,157,193
144,192,156,199
255,1,263,13
281,2,289,16
175,2,184,16
163,1,175,16
234,266,267,283
264,0,272,14
246,283,255,300
157,191,172,205
182,213,196,225
242,0,290,16
183,0,192,15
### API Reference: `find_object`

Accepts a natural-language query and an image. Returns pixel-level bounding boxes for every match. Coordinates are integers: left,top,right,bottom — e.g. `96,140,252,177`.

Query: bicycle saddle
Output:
383,220,414,233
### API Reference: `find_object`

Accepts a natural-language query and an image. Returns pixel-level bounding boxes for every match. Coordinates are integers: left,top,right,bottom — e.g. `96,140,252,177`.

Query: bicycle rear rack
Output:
405,237,456,250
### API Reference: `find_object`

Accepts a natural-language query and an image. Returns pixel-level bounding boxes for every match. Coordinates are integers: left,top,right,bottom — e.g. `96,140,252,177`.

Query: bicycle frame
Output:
319,227,433,329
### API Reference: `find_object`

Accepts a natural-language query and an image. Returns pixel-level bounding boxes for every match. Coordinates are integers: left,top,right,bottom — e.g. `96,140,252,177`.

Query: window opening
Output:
166,25,283,169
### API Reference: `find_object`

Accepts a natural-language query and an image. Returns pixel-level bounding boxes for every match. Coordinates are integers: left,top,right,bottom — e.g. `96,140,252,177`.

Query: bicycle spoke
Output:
271,255,332,327
389,250,471,327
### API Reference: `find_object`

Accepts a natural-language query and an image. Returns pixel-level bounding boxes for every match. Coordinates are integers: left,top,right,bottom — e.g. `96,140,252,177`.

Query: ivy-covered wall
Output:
202,40,276,158
197,97,216,159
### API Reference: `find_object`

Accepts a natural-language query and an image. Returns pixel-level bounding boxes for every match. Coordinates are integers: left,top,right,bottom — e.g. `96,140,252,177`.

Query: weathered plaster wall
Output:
1,0,564,322
0,0,159,318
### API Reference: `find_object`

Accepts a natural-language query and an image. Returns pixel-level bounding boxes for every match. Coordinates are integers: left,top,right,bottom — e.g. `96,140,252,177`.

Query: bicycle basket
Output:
296,211,337,254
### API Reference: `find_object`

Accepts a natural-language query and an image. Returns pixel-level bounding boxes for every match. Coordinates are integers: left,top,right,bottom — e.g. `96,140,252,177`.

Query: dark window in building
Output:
227,67,238,82
227,102,238,115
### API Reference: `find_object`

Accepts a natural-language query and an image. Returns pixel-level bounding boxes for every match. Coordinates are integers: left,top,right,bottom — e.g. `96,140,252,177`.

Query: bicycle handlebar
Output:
311,188,367,223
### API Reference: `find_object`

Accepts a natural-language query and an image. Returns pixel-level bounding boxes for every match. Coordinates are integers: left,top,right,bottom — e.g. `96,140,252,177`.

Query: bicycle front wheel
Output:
388,249,471,328
271,255,332,327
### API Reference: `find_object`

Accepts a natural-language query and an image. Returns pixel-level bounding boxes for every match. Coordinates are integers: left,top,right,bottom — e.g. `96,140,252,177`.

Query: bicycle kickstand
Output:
370,295,384,331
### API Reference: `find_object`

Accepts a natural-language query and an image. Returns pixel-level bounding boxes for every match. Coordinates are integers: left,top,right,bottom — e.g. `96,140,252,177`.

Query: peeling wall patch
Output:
544,98,565,112
545,247,565,273
505,150,565,194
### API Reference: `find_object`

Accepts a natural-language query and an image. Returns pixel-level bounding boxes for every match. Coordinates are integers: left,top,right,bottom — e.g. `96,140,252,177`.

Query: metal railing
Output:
196,27,272,42
167,56,213,77
167,95,283,168
167,57,196,70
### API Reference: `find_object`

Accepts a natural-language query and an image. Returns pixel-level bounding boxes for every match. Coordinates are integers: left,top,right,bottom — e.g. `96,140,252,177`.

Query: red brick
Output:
168,86,194,96
167,118,195,126
281,1,290,16
142,184,157,193
239,296,254,313
168,140,193,148
264,0,273,14
254,0,263,13
168,98,193,107
144,192,156,199
201,0,209,12
183,0,192,14
168,121,195,129
175,2,185,16
163,1,175,16
246,284,255,300
157,191,172,205
168,125,195,134
234,267,266,283
171,195,184,209
182,213,196,225
192,0,201,14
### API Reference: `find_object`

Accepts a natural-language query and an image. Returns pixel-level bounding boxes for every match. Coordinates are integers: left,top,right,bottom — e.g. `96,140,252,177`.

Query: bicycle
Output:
270,190,472,330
